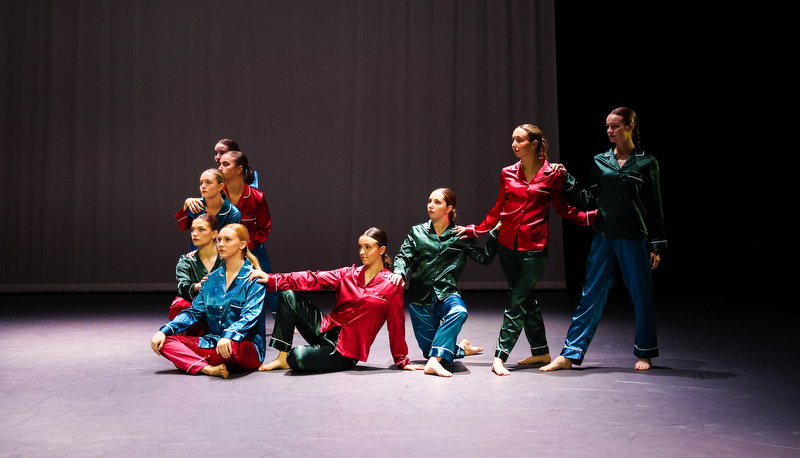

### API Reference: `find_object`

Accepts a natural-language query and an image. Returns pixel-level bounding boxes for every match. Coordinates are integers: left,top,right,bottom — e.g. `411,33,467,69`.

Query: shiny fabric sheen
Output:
564,149,667,254
160,259,268,362
393,221,497,306
467,160,594,251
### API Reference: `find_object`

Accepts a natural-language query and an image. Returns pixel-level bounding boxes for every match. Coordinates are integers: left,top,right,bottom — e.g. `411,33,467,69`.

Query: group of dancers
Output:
150,106,667,378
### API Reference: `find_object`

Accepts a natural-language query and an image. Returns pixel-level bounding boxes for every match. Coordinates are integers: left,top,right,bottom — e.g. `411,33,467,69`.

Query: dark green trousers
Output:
495,245,549,361
270,291,357,373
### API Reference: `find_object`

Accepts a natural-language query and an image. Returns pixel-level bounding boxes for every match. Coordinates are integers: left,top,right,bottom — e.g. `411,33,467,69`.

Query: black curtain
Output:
2,1,565,292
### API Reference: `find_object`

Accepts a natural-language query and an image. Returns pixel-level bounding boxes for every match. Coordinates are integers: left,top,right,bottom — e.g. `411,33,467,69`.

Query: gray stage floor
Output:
1,291,799,457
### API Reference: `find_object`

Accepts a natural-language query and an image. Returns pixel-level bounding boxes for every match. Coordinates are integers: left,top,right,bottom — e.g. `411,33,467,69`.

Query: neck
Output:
224,255,245,274
432,217,450,235
206,192,224,207
226,176,245,193
615,140,635,157
197,243,217,262
521,155,543,171
363,260,383,281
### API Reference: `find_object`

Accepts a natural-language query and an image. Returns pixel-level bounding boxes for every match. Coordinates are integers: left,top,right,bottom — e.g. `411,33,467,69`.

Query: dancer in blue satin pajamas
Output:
542,107,667,372
391,188,497,377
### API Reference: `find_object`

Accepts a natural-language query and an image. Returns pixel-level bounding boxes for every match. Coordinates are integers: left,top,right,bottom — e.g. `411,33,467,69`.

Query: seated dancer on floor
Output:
151,224,267,378
253,227,424,374
390,188,498,377
175,168,240,248
168,214,224,332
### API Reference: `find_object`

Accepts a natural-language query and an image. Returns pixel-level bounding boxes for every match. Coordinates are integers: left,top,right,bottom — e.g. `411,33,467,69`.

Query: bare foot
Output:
539,355,572,372
258,352,290,371
491,357,510,376
517,353,552,365
201,363,229,378
459,339,483,356
424,357,453,377
634,358,652,371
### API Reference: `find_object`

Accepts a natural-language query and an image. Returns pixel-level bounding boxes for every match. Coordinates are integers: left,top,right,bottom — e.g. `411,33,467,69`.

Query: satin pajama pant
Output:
408,294,468,363
561,235,658,364
161,335,262,374
494,244,549,361
269,291,358,373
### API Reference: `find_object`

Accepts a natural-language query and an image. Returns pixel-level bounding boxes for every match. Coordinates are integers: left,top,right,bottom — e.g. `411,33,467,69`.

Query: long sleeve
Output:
221,280,266,343
175,257,197,301
268,268,345,292
385,285,410,368
392,231,417,280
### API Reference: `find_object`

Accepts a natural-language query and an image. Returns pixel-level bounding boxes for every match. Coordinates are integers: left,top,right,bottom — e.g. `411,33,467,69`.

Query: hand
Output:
452,225,467,237
151,331,166,355
403,363,426,371
551,162,567,173
649,252,661,270
185,249,198,259
184,197,204,213
249,269,269,283
389,273,405,287
216,338,233,359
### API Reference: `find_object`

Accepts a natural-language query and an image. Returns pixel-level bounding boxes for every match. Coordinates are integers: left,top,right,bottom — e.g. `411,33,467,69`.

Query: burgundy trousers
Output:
161,335,262,374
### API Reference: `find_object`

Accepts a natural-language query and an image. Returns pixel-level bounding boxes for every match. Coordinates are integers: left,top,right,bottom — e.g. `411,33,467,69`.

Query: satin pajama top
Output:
393,221,497,306
160,259,268,362
267,265,410,369
564,148,667,254
174,197,241,233
465,160,595,251
226,184,271,250
175,252,224,302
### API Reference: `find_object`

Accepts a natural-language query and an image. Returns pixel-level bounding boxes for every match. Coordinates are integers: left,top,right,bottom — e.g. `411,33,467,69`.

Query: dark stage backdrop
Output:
1,1,567,292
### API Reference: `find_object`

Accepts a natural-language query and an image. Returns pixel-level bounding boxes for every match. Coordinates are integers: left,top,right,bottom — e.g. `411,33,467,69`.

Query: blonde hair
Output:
221,223,261,270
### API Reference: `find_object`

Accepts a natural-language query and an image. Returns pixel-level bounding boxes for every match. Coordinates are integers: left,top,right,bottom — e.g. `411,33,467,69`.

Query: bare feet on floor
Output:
634,358,652,370
539,355,572,372
517,353,551,365
201,363,229,378
459,339,483,356
424,357,453,377
491,357,510,376
258,351,290,371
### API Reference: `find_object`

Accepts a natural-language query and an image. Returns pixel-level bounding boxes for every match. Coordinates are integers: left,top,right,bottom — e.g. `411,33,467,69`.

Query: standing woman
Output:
169,213,224,323
213,138,259,189
391,188,496,378
541,107,666,372
151,224,267,378
175,169,240,247
217,150,279,316
457,124,595,376
255,227,423,374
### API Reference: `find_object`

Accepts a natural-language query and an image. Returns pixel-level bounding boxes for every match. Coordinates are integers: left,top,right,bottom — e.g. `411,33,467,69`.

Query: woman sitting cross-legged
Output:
150,223,267,378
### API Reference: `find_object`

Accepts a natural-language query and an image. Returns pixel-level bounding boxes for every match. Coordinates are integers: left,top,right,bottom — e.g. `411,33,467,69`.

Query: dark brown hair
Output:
609,107,641,149
362,227,392,270
517,124,548,160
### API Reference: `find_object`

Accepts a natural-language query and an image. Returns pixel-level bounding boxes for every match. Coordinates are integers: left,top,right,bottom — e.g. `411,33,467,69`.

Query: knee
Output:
277,290,297,309
446,307,468,324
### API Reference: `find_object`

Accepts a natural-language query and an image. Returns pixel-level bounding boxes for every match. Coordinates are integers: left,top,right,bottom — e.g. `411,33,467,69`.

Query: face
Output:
427,190,452,221
213,142,229,166
218,152,242,181
606,114,633,144
199,171,223,198
358,235,385,268
216,227,247,260
511,127,537,159
190,219,217,248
